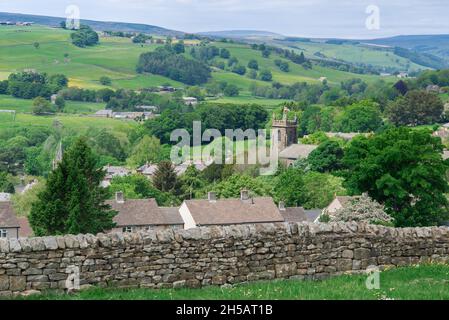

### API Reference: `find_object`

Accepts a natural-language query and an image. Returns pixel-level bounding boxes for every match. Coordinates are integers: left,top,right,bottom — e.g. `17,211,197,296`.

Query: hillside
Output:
0,11,183,36
364,34,449,62
0,25,393,95
198,30,284,39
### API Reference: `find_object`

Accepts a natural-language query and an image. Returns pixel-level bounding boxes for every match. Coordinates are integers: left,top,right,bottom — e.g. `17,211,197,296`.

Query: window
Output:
0,229,7,238
122,226,133,233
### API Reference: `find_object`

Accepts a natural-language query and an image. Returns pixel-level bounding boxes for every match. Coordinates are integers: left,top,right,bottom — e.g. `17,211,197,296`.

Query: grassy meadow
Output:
0,112,137,141
13,264,449,300
0,94,105,114
274,39,426,72
0,25,397,96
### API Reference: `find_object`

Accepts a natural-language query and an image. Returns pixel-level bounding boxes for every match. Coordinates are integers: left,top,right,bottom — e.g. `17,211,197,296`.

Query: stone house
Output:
101,165,131,187
182,97,198,106
107,192,184,233
93,109,113,118
179,190,284,230
137,163,158,179
0,202,20,239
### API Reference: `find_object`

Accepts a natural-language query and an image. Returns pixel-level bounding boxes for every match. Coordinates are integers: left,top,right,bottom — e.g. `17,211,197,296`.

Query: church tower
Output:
271,107,298,152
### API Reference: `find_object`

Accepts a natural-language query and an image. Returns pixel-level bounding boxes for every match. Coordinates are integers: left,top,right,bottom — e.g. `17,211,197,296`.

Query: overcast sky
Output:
1,0,449,38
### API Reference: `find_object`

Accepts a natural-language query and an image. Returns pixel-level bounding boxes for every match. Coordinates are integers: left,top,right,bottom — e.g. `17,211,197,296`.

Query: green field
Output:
0,25,397,96
13,264,449,300
272,39,427,72
0,113,137,140
0,94,105,114
213,42,394,87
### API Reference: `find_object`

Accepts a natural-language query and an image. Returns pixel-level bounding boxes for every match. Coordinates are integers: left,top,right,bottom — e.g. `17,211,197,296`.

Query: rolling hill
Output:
198,30,284,39
0,11,183,37
0,25,393,95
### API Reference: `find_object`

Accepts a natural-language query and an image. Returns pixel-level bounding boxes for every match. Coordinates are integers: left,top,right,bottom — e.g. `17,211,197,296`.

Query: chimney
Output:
240,189,250,201
208,191,217,202
279,201,286,211
115,191,125,204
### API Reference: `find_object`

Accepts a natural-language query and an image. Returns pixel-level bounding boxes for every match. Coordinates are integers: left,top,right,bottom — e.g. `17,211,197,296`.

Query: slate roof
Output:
279,144,318,160
0,202,20,228
184,197,284,226
304,209,322,222
106,199,183,227
280,207,308,223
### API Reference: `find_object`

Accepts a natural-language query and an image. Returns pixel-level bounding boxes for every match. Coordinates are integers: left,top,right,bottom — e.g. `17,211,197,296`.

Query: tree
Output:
262,49,271,58
247,59,259,70
71,25,99,47
302,172,346,209
109,174,175,206
173,41,185,54
308,140,344,172
137,48,211,85
153,161,179,193
232,65,246,75
32,97,54,115
33,42,40,49
54,96,66,111
29,137,117,236
220,48,230,59
259,70,273,82
336,100,383,132
0,172,15,194
127,136,163,167
274,168,305,207
12,179,46,217
343,127,449,227
330,193,393,225
99,76,112,86
223,84,240,97
386,90,444,126
180,165,205,200
213,174,271,199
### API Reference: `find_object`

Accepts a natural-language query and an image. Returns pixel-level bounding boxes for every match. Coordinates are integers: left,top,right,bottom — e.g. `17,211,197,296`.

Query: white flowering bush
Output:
331,193,394,225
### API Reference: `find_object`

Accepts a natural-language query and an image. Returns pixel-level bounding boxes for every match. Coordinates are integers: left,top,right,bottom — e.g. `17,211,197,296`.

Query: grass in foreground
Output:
15,264,449,300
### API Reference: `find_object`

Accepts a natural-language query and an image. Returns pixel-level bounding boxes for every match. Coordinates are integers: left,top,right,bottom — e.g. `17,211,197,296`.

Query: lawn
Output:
14,264,449,300
0,94,105,114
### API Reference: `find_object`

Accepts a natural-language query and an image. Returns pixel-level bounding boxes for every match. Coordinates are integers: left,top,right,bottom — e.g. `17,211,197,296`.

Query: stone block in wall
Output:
336,259,353,271
0,239,9,253
0,275,9,290
43,237,58,250
9,276,26,291
275,262,297,278
9,239,21,253
354,248,371,260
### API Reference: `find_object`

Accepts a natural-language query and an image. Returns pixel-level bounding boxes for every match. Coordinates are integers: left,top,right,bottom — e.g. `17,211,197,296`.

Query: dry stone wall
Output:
1,222,449,296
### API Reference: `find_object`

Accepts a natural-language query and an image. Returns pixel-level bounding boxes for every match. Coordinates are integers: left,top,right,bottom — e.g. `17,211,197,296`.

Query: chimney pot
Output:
116,191,125,204
208,191,217,202
279,201,286,211
240,189,250,201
